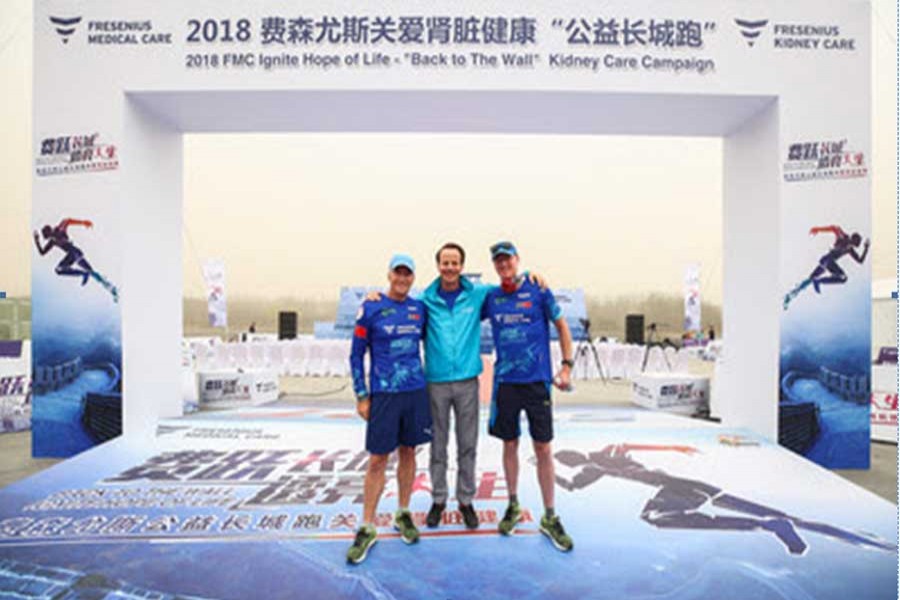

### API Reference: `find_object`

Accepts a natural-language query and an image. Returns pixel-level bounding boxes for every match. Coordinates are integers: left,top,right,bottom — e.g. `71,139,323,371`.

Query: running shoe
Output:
394,509,420,544
540,514,574,552
498,502,522,535
346,524,377,564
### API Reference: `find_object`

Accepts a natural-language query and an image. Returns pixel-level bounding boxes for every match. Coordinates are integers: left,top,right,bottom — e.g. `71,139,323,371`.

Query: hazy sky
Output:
183,133,724,301
2,1,897,304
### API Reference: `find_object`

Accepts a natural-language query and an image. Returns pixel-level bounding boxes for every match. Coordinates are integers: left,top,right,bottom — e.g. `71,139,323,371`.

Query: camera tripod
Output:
573,319,607,383
641,322,675,372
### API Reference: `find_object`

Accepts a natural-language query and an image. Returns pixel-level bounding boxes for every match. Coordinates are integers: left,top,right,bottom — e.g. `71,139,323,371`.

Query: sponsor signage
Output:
174,14,720,75
783,139,867,182
35,133,118,177
49,15,173,45
735,18,858,52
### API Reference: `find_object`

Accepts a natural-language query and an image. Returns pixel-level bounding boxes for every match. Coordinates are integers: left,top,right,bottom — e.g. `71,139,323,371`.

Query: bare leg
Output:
533,440,555,511
363,453,389,524
397,445,416,510
503,439,519,498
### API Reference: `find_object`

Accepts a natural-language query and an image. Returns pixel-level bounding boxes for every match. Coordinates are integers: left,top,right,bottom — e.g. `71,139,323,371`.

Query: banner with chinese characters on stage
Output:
0,408,894,599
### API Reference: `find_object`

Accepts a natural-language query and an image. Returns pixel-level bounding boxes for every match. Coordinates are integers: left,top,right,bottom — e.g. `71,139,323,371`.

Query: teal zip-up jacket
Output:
421,276,492,383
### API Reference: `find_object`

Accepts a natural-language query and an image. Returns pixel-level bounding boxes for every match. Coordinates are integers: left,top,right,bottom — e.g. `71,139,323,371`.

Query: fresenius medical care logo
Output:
49,16,82,44
734,18,768,47
783,139,867,182
35,133,119,177
49,16,173,46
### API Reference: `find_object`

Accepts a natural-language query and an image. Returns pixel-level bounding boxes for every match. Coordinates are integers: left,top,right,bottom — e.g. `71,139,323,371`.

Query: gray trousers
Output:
428,377,480,505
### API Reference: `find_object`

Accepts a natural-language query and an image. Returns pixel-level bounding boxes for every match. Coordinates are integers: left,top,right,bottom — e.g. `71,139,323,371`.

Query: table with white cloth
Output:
197,368,279,409
631,372,710,416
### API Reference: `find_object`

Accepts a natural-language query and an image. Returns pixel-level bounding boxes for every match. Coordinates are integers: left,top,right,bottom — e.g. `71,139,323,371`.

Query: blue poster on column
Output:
780,223,871,468
31,216,122,457
550,288,588,342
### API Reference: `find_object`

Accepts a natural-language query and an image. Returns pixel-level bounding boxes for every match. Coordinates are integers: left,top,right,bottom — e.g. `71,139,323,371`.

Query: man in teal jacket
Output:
422,242,490,529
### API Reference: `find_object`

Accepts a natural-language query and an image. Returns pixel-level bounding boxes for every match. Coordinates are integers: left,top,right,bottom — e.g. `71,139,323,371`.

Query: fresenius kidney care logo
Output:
49,16,82,44
35,133,119,177
734,18,768,47
735,18,857,52
772,24,855,51
783,139,867,182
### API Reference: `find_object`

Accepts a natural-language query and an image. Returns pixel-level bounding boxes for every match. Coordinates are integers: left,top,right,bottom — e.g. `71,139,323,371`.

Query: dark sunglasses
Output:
490,241,515,255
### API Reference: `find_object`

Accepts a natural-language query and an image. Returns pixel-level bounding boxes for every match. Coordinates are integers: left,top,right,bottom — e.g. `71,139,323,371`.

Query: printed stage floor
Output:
0,406,895,599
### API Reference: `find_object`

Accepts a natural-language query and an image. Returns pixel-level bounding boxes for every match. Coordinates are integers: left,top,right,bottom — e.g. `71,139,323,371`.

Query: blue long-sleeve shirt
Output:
350,295,427,397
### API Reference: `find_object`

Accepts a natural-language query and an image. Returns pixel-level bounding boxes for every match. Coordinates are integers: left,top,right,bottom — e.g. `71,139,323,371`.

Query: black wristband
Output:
561,359,575,368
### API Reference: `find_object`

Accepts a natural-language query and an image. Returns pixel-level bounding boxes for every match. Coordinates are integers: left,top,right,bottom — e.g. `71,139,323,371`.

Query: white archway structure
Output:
33,2,871,467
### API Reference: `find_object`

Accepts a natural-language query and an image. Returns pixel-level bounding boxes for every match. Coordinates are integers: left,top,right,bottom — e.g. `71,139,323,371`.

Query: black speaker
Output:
278,311,297,340
625,314,644,345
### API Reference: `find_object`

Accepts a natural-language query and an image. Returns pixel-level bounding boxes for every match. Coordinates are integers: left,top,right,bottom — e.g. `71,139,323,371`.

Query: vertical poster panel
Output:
201,259,228,328
31,135,123,457
779,139,871,468
551,288,588,342
684,262,702,335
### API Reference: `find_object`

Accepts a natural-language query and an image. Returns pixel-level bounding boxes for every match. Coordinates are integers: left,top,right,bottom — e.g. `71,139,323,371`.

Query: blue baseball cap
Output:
389,254,416,273
490,241,518,260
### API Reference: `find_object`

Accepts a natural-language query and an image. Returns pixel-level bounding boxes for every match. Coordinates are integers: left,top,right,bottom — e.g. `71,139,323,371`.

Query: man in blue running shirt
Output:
482,241,575,552
346,254,431,564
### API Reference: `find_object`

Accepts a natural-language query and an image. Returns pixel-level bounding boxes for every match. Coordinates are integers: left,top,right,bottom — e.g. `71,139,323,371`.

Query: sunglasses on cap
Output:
490,241,517,259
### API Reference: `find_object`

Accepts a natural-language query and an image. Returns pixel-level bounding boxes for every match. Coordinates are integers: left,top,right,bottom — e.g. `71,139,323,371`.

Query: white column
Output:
720,100,781,440
121,97,184,437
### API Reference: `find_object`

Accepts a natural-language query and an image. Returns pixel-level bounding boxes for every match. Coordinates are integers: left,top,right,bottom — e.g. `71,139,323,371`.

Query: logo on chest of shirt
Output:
381,308,397,317
383,325,396,335
516,301,533,309
495,313,530,325
408,313,421,321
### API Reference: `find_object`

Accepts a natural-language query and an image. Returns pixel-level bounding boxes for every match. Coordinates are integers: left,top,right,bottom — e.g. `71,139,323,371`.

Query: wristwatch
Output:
561,359,575,369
